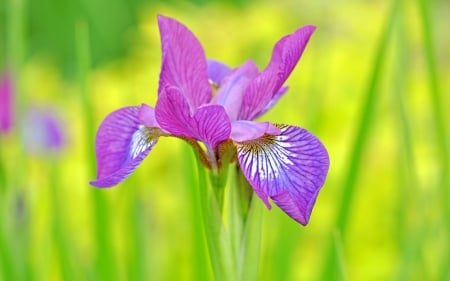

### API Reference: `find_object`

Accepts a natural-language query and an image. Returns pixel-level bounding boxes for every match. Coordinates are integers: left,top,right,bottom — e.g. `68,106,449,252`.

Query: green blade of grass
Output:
0,214,18,281
416,0,450,278
4,0,33,279
76,19,116,281
320,0,400,279
392,6,427,279
49,161,76,281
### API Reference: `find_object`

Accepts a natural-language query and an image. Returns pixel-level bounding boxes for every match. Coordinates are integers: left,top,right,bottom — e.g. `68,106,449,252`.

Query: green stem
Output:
185,145,211,281
237,190,262,281
195,153,262,281
195,158,237,281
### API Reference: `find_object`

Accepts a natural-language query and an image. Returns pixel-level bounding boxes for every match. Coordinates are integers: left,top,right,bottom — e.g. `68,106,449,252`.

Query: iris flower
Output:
0,71,13,134
1,69,65,153
20,107,65,154
90,15,329,225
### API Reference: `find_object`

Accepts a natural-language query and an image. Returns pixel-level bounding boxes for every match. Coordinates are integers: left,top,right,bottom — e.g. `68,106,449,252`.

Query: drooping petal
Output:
239,26,316,120
231,120,280,142
194,105,231,149
157,15,211,108
156,87,231,149
212,60,259,121
155,87,197,138
236,124,329,225
207,60,232,86
90,106,159,188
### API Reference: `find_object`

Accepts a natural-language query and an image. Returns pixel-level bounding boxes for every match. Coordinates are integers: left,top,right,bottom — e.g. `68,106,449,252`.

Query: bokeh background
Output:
1,0,449,280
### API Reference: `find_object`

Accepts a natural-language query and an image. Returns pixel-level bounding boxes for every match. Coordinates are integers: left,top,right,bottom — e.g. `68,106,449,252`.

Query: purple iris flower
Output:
1,69,65,153
0,70,13,134
21,107,65,154
90,15,329,225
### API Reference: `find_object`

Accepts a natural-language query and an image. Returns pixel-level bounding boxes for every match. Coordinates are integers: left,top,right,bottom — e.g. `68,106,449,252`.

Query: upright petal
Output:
212,60,259,121
266,25,316,91
90,106,159,188
254,86,288,119
158,15,211,108
239,26,315,120
236,124,329,225
207,60,232,86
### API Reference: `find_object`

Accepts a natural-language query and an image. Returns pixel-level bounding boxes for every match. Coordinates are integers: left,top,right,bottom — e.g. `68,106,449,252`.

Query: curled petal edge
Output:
90,106,162,188
235,124,329,225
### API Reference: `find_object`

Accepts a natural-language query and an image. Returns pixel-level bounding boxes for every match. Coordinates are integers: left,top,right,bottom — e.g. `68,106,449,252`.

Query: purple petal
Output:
254,86,289,118
21,107,65,153
239,26,316,120
212,60,259,121
0,71,13,133
156,87,231,148
194,105,231,148
231,120,280,142
138,103,160,128
207,60,232,86
90,106,159,188
157,15,211,108
266,25,316,90
236,124,329,225
155,87,197,138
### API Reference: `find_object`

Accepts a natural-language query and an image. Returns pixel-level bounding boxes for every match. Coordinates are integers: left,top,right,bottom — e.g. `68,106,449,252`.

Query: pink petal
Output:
138,103,160,128
194,105,231,148
157,15,211,108
207,60,232,86
0,71,13,133
155,87,198,138
230,120,280,142
155,87,231,148
90,106,159,187
236,124,329,225
212,60,259,121
239,26,316,120
254,86,289,118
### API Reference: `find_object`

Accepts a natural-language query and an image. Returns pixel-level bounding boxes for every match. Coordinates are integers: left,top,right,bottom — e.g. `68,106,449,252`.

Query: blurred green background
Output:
1,0,449,280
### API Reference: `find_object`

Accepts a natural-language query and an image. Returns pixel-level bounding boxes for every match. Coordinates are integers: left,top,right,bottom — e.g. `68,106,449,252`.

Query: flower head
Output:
21,106,66,154
0,69,66,154
90,15,329,225
0,70,13,134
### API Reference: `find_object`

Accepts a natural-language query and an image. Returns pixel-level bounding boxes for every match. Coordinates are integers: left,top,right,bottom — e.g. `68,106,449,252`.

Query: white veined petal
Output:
236,124,329,225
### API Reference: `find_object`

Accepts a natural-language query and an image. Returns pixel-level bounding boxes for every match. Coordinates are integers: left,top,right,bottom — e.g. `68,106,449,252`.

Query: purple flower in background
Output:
21,107,65,154
90,15,329,225
0,69,65,154
0,71,13,134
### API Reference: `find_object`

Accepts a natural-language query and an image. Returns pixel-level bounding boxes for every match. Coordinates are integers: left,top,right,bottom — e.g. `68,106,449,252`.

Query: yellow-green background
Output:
0,0,449,280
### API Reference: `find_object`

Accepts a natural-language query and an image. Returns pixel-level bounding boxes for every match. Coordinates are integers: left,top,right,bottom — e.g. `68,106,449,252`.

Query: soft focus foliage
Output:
0,0,449,280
